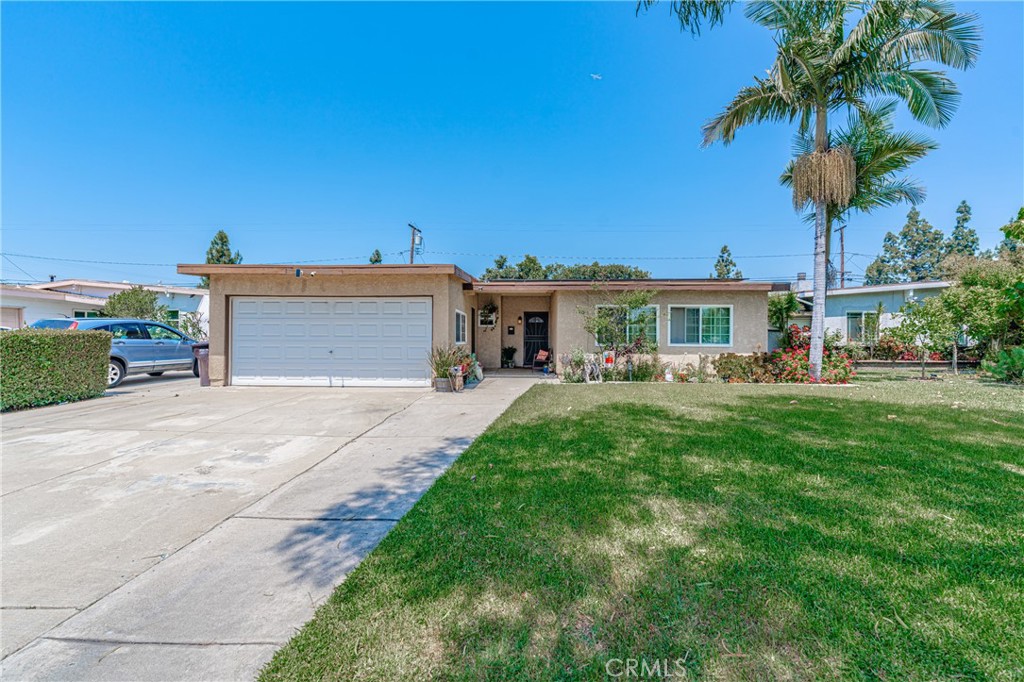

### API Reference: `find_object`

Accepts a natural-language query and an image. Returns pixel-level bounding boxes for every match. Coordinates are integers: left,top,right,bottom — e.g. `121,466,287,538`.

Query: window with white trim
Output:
846,311,879,343
669,306,732,346
73,310,103,319
595,305,658,346
455,310,467,345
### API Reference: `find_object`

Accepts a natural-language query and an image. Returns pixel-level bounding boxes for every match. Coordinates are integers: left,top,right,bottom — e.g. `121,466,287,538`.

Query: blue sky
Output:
3,1,1022,286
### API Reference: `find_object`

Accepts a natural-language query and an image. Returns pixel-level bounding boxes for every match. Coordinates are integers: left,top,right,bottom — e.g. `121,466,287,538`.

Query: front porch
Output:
471,291,555,370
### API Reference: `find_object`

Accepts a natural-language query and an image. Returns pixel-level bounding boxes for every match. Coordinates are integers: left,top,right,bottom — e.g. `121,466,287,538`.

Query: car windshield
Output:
30,320,76,329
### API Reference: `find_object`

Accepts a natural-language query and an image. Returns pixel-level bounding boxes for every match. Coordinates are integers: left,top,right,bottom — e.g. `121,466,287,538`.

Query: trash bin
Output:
192,341,211,387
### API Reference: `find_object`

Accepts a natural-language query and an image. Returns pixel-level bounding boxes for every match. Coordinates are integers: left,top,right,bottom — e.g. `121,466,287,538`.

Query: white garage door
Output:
231,297,432,387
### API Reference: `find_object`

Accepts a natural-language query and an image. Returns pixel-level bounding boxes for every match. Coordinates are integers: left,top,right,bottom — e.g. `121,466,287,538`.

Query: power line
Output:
0,251,406,267
2,255,40,282
425,250,813,261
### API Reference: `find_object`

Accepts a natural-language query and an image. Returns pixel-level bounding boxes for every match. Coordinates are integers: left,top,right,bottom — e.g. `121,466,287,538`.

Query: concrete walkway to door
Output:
1,375,540,681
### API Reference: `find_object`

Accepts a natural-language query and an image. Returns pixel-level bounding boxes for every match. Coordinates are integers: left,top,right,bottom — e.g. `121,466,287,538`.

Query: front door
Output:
523,312,549,367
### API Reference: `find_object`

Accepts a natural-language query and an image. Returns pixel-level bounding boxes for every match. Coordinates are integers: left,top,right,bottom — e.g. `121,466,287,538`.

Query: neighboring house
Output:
0,284,106,328
178,262,785,387
24,279,210,328
776,280,950,346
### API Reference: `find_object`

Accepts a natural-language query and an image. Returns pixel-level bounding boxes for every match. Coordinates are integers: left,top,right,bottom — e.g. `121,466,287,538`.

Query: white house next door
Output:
230,296,432,387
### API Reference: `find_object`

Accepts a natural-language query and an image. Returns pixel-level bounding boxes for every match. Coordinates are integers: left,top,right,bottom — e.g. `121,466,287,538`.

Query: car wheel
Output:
147,372,165,377
192,359,200,377
108,359,125,388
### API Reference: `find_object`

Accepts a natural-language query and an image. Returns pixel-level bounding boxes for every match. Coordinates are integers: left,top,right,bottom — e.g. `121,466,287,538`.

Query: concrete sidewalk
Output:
1,376,539,681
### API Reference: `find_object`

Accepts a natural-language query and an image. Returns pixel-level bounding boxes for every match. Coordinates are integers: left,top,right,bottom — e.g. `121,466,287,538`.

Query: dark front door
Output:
523,312,549,366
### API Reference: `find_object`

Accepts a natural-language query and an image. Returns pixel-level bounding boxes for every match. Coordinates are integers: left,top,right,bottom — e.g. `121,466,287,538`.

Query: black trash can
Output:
192,341,211,387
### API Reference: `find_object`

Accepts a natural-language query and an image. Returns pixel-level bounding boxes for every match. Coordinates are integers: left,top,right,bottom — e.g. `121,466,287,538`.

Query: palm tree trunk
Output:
808,106,829,381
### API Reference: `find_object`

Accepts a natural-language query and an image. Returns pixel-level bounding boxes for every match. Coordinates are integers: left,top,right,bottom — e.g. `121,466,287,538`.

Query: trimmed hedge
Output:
1,329,111,411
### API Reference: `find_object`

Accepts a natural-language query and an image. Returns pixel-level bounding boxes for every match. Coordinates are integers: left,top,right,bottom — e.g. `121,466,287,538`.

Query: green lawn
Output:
261,379,1024,681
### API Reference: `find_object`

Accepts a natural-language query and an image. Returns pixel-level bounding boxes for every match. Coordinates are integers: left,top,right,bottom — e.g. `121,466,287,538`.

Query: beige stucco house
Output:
178,262,782,387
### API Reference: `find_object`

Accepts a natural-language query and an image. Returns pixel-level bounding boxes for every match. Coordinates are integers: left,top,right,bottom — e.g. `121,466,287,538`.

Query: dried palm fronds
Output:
791,146,856,209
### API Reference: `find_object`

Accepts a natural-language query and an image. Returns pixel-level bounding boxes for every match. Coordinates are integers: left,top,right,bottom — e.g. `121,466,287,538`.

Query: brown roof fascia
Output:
176,263,476,283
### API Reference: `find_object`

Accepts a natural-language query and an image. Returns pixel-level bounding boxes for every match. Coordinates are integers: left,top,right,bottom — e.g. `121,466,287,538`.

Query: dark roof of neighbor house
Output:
177,263,476,283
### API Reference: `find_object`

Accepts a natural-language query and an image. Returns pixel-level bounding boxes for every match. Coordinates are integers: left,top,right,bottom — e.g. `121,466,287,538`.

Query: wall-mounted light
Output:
516,315,523,325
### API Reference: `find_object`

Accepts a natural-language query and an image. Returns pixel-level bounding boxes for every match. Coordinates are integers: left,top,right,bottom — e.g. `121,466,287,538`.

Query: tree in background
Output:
102,286,168,322
177,311,208,341
200,230,242,288
545,262,650,280
946,200,979,257
995,207,1024,261
892,296,958,378
481,255,649,281
369,249,383,264
711,245,742,279
667,0,980,380
864,209,947,284
768,291,801,348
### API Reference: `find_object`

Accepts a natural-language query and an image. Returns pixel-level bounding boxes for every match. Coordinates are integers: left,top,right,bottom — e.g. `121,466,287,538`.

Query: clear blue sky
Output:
3,1,1022,286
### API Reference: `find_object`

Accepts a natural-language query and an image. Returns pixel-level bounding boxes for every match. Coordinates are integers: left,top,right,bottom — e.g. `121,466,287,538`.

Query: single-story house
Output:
24,279,210,328
178,262,784,387
0,284,106,328
778,280,950,345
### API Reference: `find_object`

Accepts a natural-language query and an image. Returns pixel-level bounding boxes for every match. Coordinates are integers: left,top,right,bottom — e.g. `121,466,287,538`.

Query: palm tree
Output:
780,99,938,284
650,0,980,379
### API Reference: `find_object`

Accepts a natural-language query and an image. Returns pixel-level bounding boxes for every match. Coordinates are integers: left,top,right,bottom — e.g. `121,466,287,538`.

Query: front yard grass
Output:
262,379,1023,681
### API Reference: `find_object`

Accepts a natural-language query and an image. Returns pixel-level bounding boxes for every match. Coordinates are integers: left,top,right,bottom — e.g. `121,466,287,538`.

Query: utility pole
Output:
408,223,422,265
837,224,846,288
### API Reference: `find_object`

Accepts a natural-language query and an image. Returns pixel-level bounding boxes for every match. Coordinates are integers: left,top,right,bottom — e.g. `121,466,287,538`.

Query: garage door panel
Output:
231,296,432,387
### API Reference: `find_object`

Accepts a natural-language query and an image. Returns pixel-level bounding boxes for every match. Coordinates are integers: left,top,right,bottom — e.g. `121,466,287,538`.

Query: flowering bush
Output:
874,333,909,361
767,346,855,384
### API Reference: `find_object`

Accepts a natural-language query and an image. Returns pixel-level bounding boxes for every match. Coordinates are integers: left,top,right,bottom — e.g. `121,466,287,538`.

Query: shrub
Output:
712,353,774,383
559,347,587,383
768,346,854,384
874,333,907,361
843,343,871,361
983,346,1024,384
1,329,111,410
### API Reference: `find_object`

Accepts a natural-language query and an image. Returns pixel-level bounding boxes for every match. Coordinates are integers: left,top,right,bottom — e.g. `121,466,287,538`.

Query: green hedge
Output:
1,329,111,411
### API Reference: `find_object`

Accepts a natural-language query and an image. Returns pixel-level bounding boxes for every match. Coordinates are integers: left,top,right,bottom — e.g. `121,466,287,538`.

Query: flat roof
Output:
473,279,784,293
28,279,208,296
809,280,950,297
177,263,476,283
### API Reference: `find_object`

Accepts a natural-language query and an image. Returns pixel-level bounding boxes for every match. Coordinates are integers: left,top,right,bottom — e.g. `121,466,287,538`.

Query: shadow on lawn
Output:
265,391,1024,681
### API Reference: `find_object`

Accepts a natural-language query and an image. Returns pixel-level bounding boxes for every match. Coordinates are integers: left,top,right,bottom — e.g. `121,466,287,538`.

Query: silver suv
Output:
30,318,200,388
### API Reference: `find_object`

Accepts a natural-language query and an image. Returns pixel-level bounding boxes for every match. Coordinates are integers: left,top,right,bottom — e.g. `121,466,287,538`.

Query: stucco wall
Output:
0,293,103,326
206,272,465,386
553,289,769,368
496,295,551,367
823,287,944,342
475,293,502,368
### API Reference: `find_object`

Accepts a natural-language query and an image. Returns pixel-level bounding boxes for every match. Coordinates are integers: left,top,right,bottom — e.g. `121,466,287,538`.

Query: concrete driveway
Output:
1,374,537,680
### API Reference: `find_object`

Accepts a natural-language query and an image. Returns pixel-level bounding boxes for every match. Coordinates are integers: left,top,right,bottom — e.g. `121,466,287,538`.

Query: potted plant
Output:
429,344,465,391
479,301,498,327
501,345,517,369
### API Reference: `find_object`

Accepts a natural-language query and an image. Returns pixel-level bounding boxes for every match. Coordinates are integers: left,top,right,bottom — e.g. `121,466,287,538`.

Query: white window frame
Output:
846,311,879,343
593,304,659,347
454,309,467,345
73,310,103,319
667,305,734,347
